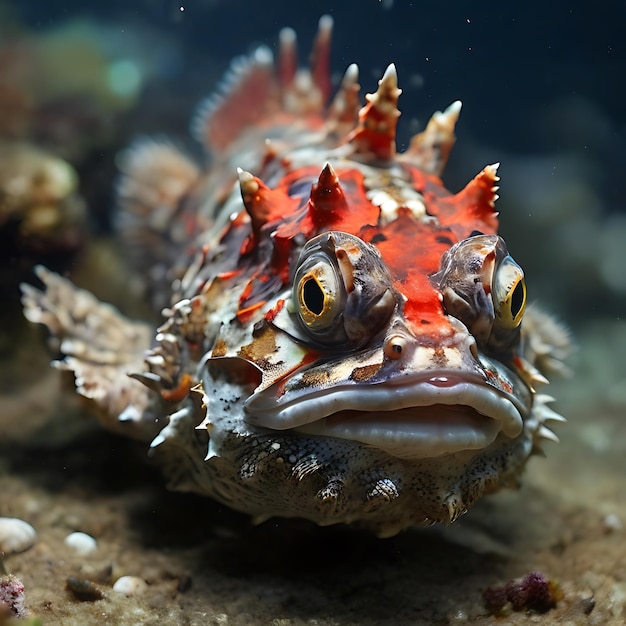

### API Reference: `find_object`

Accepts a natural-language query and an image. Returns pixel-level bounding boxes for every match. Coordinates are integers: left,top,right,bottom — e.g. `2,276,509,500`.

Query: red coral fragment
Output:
0,574,27,618
483,571,562,616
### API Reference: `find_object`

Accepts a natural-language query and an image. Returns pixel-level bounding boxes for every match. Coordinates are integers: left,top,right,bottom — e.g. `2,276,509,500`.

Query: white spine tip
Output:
538,425,560,444
237,168,254,183
536,394,556,403
443,100,462,120
118,405,141,423
318,14,334,32
150,433,165,448
488,163,501,181
344,63,359,82
279,26,296,45
380,63,398,85
253,45,273,66
543,407,567,423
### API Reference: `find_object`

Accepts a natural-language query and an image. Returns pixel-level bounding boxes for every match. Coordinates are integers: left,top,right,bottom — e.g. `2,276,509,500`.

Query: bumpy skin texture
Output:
22,18,568,536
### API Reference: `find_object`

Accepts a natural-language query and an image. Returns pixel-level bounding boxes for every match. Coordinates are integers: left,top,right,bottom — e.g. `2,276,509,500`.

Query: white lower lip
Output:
294,405,503,459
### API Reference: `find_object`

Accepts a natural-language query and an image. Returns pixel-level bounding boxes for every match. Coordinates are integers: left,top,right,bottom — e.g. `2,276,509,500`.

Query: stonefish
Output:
22,17,568,536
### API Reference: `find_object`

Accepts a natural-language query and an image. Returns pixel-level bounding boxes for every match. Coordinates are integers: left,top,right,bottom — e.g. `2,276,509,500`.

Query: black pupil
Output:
510,281,524,317
303,278,325,315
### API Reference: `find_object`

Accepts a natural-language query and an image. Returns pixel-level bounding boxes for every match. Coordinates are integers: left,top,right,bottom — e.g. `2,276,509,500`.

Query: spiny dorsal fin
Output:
278,26,297,89
193,16,334,152
278,14,333,98
346,63,401,161
115,138,200,279
310,15,334,105
116,138,200,221
400,100,462,176
191,46,274,151
279,15,334,116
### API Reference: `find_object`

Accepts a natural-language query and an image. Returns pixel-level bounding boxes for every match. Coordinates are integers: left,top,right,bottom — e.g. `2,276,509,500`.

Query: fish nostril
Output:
384,334,407,360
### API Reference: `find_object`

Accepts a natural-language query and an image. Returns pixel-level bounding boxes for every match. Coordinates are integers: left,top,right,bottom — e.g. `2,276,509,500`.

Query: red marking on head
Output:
239,170,299,252
274,349,322,399
238,280,253,304
364,212,454,330
217,269,243,281
399,269,452,336
369,211,451,276
412,164,499,238
485,368,514,394
264,298,285,323
229,156,497,337
270,166,379,241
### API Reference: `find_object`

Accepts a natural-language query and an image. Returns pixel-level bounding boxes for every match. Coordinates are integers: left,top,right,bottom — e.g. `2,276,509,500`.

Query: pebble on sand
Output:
0,517,37,555
64,531,98,555
112,576,148,595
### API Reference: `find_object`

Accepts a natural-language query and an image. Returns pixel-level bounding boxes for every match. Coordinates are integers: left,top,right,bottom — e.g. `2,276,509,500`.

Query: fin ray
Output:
191,47,275,151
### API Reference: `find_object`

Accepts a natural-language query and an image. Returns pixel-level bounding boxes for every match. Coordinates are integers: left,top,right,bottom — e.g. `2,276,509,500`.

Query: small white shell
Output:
0,517,37,555
112,575,148,595
64,531,98,555
602,513,623,533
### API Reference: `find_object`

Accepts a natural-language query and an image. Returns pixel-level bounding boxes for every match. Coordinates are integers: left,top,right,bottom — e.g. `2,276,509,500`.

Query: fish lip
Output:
244,370,526,454
293,405,506,459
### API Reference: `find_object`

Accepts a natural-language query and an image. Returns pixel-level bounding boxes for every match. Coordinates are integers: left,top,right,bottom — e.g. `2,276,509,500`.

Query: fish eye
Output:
294,257,345,336
301,276,325,315
289,231,397,347
493,256,526,329
431,234,527,352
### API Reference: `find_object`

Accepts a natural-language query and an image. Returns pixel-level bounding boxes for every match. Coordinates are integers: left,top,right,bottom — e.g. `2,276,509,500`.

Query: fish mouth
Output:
295,405,505,459
244,373,527,460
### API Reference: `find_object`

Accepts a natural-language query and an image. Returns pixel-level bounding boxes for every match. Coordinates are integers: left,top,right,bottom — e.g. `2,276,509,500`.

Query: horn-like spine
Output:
346,63,401,160
307,162,348,227
327,63,361,140
400,100,462,176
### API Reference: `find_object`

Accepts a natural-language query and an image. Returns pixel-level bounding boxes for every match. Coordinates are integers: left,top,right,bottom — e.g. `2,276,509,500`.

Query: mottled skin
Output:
21,17,568,536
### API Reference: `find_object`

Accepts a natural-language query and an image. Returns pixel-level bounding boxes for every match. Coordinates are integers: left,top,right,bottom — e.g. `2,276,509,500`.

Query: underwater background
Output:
1,1,626,624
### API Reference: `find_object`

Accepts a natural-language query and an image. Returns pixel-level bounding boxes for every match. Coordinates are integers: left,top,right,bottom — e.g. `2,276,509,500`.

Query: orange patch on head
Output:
160,372,194,403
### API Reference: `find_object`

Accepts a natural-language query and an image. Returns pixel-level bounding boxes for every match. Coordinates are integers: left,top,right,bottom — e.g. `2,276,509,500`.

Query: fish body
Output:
22,17,568,536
